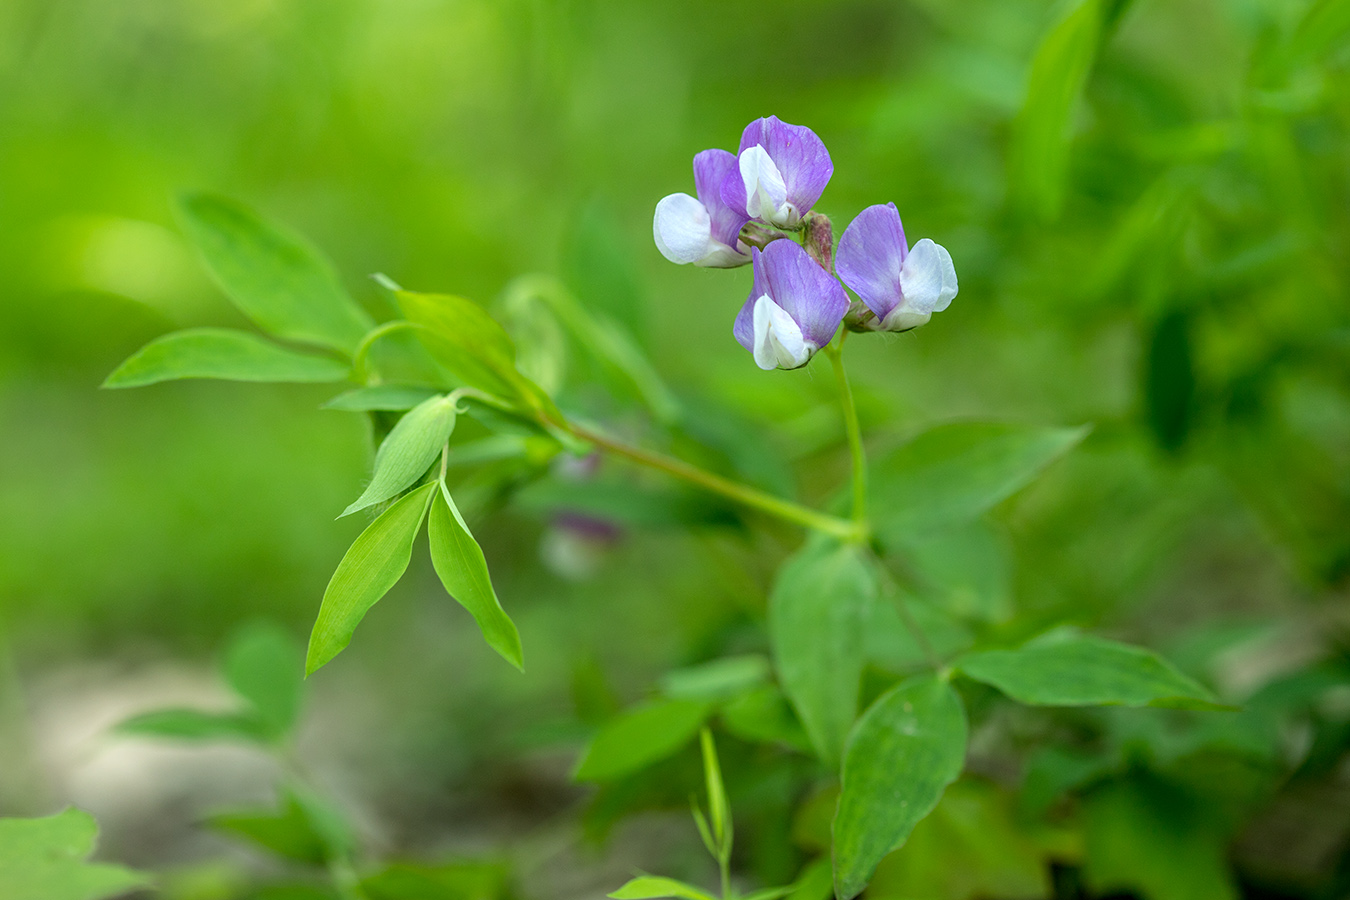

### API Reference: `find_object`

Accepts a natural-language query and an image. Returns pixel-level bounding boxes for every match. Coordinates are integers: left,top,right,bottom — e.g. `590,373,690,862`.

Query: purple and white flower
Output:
653,149,752,268
835,202,958,332
721,116,833,231
733,240,849,371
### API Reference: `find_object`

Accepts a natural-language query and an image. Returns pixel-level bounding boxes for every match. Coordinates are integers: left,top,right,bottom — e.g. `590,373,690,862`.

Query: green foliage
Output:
660,655,770,701
833,675,968,900
574,699,713,781
116,707,267,743
103,327,349,388
0,809,150,900
342,394,456,516
210,788,348,866
607,876,716,900
177,193,373,355
322,385,441,412
361,861,513,900
1144,310,1195,452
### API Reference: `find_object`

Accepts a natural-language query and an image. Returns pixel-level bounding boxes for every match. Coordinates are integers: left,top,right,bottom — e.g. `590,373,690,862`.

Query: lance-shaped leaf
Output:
0,809,150,900
178,193,373,354
608,876,717,900
223,621,304,740
428,483,524,670
955,632,1222,709
322,384,442,411
769,540,875,767
115,708,266,743
103,327,349,388
307,483,436,675
342,394,456,517
833,675,968,900
574,699,713,782
871,423,1088,545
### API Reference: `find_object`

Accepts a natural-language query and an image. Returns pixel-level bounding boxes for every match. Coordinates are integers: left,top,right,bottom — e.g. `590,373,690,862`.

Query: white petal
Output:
897,238,958,313
739,145,791,227
653,193,713,264
752,294,813,370
696,240,751,268
878,307,933,332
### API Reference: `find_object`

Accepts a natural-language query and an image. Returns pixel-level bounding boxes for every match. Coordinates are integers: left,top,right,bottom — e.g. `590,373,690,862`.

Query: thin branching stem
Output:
825,335,867,526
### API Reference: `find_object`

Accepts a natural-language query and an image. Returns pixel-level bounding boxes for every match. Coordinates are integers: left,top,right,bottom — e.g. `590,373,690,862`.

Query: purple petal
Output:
733,246,770,352
757,239,848,347
693,149,750,250
720,167,749,220
836,202,909,320
737,116,833,217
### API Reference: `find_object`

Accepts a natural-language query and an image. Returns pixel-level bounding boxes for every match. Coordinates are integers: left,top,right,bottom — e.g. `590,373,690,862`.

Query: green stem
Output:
567,422,863,542
825,336,867,525
720,854,732,900
351,320,422,383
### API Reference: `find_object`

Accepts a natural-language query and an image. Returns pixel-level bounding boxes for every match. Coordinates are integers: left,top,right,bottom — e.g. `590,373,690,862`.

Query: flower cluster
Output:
654,116,959,370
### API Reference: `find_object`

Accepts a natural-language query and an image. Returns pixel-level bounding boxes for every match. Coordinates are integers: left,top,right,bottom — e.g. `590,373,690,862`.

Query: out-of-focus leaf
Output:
562,203,648,339
1082,775,1238,900
871,423,1088,545
342,394,455,516
306,483,435,675
574,699,713,782
0,808,150,900
769,540,876,767
785,857,833,900
865,591,975,673
1145,310,1195,453
721,685,812,753
210,793,330,865
103,328,349,388
1009,0,1106,220
115,708,266,743
699,728,731,854
956,632,1222,709
514,477,732,530
177,193,372,354
660,655,770,701
223,621,304,740
899,521,1012,623
322,384,441,411
361,860,512,900
833,674,968,900
1289,0,1350,62
1020,745,1117,818
607,876,716,900
428,483,523,670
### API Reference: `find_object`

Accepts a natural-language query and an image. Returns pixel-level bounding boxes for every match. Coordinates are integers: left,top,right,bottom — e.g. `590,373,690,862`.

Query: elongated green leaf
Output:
306,483,436,675
428,483,523,670
342,395,455,516
223,621,304,739
574,699,713,781
210,793,330,865
660,654,770,701
103,327,349,388
1289,0,1350,62
871,423,1088,545
322,384,441,411
608,876,717,900
0,809,150,900
955,632,1221,709
361,861,512,900
786,857,834,900
769,541,875,767
699,728,731,853
900,521,1012,624
115,708,267,743
721,685,812,753
178,193,372,354
833,675,968,900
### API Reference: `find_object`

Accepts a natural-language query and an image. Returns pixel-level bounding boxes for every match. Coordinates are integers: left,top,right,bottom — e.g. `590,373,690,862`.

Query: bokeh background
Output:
2,0,1349,898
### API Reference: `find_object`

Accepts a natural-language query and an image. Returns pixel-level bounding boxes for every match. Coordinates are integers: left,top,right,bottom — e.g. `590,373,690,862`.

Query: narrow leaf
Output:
769,540,876,767
699,728,730,852
342,395,455,517
103,328,349,388
574,699,713,782
721,685,812,753
608,876,717,900
178,193,373,354
955,632,1222,709
0,809,151,900
115,709,266,743
428,483,524,670
322,384,441,411
659,654,770,701
223,621,304,739
306,483,436,675
833,675,968,900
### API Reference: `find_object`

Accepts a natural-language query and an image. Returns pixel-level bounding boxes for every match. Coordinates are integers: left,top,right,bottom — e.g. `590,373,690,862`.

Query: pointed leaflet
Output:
956,632,1222,709
307,483,436,674
0,809,150,900
769,540,875,767
177,193,372,355
608,876,717,900
223,621,304,739
833,675,968,900
428,483,524,670
574,699,714,781
103,327,350,388
115,709,267,743
343,394,456,517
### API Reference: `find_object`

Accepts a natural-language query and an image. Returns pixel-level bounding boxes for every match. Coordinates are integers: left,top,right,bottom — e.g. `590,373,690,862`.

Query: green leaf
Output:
102,327,349,388
607,876,717,900
699,728,731,853
177,193,373,354
306,483,436,675
871,423,1088,545
223,621,304,740
833,675,968,900
0,808,150,900
428,483,524,670
574,699,713,782
1144,310,1195,453
1289,0,1350,62
342,394,455,517
361,861,512,900
769,540,876,767
720,685,812,753
785,857,834,900
210,794,330,865
899,521,1013,624
659,654,770,701
322,384,441,411
1009,0,1106,220
116,708,267,743
740,888,795,900
955,631,1222,709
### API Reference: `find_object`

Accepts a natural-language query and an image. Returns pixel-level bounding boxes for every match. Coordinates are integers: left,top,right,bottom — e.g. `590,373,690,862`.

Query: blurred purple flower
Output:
654,149,752,267
733,240,848,370
836,202,957,332
721,116,833,230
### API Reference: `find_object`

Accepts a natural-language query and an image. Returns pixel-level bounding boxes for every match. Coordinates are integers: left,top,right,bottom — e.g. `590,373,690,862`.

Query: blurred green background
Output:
1,0,1348,898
